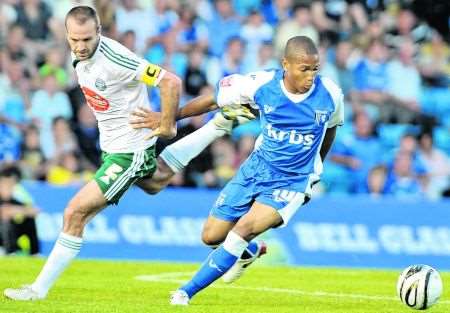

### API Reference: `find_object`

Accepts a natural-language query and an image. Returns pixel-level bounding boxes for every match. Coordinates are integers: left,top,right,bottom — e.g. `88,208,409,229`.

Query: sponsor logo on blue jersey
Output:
266,124,315,148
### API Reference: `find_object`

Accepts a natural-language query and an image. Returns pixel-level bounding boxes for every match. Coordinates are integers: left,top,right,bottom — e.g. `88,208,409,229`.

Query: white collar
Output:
279,79,316,103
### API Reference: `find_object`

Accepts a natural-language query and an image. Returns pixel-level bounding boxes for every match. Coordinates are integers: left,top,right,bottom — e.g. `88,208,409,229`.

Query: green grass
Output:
1,257,448,313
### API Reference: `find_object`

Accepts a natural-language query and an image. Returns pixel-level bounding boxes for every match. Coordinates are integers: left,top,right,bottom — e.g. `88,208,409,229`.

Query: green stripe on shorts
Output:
94,146,157,204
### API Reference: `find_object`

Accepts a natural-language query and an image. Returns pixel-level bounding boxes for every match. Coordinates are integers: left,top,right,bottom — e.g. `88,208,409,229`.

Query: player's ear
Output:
97,24,102,34
281,58,289,72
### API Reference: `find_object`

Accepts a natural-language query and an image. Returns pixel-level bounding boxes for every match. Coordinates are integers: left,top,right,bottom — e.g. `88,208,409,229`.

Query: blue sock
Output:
247,241,259,255
181,246,238,298
241,241,258,259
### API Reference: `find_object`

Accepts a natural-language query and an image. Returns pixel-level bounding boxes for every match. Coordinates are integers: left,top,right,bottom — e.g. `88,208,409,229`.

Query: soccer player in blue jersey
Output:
170,36,344,305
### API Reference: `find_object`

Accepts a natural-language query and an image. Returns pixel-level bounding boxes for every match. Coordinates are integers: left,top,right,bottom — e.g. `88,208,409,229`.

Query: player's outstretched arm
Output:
153,71,181,139
320,126,337,161
130,94,218,130
177,94,218,120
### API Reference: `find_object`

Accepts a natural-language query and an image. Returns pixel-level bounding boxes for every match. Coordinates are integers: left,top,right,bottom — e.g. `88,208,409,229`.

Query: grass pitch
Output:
1,257,448,313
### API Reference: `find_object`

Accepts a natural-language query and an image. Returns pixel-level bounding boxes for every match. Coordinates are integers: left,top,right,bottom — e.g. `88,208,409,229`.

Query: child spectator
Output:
0,165,39,255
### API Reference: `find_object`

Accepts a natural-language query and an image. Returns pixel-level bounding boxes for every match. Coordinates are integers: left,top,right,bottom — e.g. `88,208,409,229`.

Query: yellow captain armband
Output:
140,63,163,86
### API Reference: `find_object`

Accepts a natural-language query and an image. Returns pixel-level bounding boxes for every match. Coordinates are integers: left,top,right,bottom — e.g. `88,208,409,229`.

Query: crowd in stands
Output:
0,0,449,203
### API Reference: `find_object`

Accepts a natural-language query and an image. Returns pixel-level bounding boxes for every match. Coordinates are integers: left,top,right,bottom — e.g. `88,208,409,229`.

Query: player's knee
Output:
142,184,162,195
201,230,224,247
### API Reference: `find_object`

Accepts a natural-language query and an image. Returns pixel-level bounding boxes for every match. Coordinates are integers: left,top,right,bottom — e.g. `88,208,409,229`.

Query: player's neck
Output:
282,78,306,95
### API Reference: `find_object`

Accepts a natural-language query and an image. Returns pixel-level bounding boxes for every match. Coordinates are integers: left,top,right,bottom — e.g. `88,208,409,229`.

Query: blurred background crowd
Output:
0,0,449,202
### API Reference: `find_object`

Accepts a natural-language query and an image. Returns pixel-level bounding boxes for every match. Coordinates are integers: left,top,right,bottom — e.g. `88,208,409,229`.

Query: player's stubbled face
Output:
66,18,99,61
283,53,319,94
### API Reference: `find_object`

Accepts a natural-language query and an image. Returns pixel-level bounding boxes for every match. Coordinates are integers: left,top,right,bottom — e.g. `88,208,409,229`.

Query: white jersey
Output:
72,35,166,153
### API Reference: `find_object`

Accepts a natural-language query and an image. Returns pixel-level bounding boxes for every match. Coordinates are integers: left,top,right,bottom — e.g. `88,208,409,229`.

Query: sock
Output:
160,119,226,173
180,231,248,298
31,232,82,297
241,241,259,259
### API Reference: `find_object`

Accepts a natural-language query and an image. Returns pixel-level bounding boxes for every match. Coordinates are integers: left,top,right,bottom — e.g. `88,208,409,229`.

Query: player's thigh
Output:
201,215,236,246
232,201,283,241
136,157,174,194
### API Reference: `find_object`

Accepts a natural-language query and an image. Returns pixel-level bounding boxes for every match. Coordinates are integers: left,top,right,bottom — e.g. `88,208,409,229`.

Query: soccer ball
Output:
397,264,443,310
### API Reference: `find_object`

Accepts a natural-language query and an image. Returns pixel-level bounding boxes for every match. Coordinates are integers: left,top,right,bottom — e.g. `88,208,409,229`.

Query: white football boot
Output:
212,106,256,134
170,289,190,306
4,285,44,301
222,241,267,284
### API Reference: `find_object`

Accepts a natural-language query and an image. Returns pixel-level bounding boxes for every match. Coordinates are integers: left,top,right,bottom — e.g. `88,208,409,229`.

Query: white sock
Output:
223,231,248,257
31,232,82,297
160,119,226,173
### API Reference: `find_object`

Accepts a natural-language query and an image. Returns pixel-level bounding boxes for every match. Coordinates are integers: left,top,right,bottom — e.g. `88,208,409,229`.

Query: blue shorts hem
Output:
210,211,240,223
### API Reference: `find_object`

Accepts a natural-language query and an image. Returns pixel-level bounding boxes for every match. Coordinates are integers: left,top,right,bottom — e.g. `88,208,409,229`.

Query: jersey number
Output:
100,163,123,185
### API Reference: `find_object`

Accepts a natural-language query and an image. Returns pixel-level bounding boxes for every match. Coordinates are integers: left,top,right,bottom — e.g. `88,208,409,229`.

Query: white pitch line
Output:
135,272,450,304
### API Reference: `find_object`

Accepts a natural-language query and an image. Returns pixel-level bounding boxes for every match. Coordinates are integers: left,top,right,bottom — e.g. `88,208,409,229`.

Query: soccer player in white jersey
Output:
3,6,254,301
169,36,345,305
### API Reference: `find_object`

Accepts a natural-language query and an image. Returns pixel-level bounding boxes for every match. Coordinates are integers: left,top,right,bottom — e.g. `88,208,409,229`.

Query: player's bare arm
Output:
319,126,337,161
130,94,218,130
154,71,182,139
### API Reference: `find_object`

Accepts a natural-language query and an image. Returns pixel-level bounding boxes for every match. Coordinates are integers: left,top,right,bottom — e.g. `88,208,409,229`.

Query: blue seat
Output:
433,126,450,155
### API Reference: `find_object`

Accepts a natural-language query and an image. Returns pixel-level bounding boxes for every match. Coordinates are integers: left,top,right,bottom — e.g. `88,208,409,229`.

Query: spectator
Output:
211,137,237,187
318,44,339,85
115,0,156,53
183,48,208,98
418,31,450,87
329,111,384,193
0,60,32,119
207,0,241,57
350,39,389,120
3,24,32,67
333,40,355,97
51,116,80,161
417,132,450,198
0,1,17,41
207,36,246,85
19,124,47,180
46,151,93,186
144,0,179,55
383,151,424,198
94,0,116,37
244,40,278,72
274,4,319,58
365,165,388,197
29,75,72,159
14,0,54,41
384,7,433,50
386,39,422,123
0,165,39,255
385,133,429,190
173,5,209,53
260,0,292,27
119,30,137,52
240,10,273,64
38,48,69,88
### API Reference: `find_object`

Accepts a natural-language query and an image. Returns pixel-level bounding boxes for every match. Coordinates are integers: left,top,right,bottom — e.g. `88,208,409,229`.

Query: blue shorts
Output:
210,153,318,226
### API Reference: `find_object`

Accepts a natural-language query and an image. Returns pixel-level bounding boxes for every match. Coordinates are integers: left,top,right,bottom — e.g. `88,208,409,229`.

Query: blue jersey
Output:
213,70,344,225
216,69,344,176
